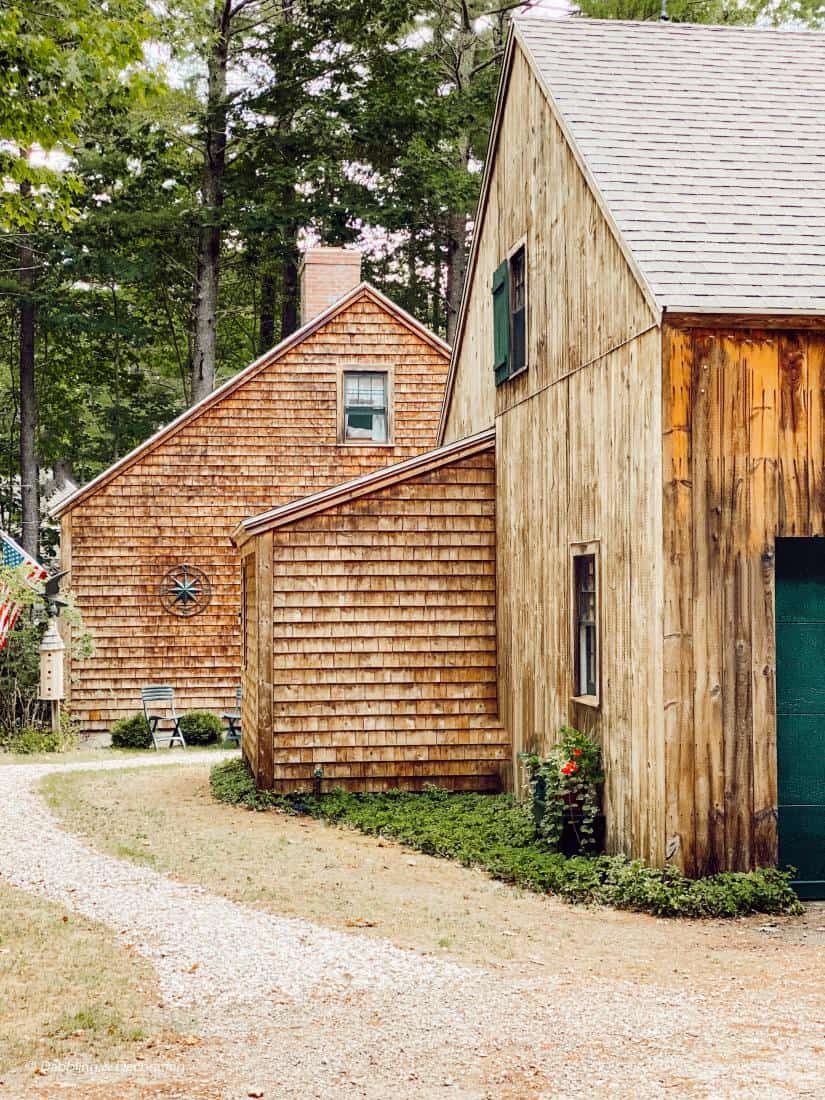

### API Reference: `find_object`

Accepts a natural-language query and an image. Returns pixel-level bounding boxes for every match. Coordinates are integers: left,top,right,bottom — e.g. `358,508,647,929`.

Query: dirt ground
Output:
44,764,825,984
3,761,821,1099
0,881,167,1076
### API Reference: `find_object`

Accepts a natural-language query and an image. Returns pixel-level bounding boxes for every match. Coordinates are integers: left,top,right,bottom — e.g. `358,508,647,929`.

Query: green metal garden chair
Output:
141,685,186,750
222,685,242,746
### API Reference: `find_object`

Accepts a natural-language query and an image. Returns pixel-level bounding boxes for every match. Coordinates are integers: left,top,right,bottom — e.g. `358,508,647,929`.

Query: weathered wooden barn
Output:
232,429,508,791
53,250,450,730
437,17,825,894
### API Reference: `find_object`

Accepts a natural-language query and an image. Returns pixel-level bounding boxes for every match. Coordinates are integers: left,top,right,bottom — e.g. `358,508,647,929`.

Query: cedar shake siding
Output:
234,431,507,792
56,287,449,732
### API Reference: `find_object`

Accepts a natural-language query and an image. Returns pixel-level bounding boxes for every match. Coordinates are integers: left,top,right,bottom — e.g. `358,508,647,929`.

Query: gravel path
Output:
0,755,822,1099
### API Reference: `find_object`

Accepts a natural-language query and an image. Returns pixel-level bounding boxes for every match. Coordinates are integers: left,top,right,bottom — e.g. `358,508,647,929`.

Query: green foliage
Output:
0,0,156,230
0,564,48,737
6,725,76,755
210,759,804,918
209,754,263,806
521,727,604,853
0,563,40,612
110,714,152,750
0,620,44,738
110,709,222,747
0,565,94,739
178,710,222,746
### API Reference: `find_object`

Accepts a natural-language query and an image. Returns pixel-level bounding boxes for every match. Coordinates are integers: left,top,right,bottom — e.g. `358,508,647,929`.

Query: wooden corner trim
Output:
256,530,274,789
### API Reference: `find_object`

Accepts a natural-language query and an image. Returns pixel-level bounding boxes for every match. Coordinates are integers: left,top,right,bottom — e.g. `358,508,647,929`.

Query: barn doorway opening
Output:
775,538,825,899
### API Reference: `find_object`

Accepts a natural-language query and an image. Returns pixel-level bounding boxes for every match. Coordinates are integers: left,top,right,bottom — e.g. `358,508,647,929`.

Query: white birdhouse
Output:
39,618,65,701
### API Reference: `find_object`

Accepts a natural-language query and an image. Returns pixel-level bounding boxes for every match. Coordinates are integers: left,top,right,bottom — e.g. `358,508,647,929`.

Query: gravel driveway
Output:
0,754,822,1099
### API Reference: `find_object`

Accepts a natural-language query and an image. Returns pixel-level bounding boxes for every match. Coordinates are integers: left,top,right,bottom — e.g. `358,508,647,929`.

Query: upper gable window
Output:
492,242,527,386
342,370,390,443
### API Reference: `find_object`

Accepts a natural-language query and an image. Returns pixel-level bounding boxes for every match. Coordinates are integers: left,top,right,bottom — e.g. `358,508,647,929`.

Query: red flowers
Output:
560,745,586,776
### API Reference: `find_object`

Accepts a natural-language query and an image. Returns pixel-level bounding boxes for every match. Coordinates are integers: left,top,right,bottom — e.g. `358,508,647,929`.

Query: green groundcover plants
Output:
210,759,803,919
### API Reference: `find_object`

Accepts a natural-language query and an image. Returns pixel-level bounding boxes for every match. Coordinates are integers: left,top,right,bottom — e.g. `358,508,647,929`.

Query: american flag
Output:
0,530,47,651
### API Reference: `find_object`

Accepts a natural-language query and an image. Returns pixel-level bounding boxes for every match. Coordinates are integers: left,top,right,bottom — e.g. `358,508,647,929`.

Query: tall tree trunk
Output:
443,7,475,346
19,185,39,558
431,229,443,337
191,0,231,405
445,203,469,346
274,1,298,342
407,227,419,320
280,227,299,338
52,458,75,492
259,271,276,353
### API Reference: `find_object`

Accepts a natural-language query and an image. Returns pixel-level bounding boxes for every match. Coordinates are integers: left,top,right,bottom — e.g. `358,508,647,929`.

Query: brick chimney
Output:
299,247,362,326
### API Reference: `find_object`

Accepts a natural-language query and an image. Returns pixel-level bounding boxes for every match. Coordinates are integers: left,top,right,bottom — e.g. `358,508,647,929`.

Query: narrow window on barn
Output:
342,370,390,443
572,544,599,705
492,241,527,387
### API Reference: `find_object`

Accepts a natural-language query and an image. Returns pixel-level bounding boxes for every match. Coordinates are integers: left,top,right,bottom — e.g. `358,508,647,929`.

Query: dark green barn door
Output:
776,538,825,899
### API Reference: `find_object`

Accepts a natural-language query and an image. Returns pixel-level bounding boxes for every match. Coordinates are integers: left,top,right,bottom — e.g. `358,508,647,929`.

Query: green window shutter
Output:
492,259,510,386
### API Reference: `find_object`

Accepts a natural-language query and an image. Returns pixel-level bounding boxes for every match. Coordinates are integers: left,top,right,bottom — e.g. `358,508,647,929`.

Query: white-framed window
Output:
572,542,600,706
341,370,391,443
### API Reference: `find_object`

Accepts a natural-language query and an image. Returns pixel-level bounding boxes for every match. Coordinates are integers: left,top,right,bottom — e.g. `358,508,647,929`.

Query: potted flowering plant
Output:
520,726,604,855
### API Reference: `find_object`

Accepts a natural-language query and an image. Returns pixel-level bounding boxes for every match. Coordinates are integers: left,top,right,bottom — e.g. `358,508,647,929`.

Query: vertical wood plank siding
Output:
663,324,825,875
252,448,507,792
441,43,664,863
497,330,664,862
442,46,656,445
59,294,448,731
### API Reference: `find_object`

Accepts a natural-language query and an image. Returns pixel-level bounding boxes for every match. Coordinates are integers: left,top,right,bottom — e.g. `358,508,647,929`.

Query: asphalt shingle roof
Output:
515,16,825,315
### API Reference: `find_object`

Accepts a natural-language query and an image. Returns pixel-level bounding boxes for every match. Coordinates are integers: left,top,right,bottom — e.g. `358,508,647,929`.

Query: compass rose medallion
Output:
159,564,212,617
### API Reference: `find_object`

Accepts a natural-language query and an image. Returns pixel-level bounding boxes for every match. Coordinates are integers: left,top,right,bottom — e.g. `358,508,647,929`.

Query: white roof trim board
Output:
515,16,825,315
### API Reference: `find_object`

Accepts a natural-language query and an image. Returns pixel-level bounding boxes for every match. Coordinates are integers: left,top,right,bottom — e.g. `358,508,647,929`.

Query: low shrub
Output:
110,714,152,750
209,758,804,919
7,725,76,755
179,710,222,746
